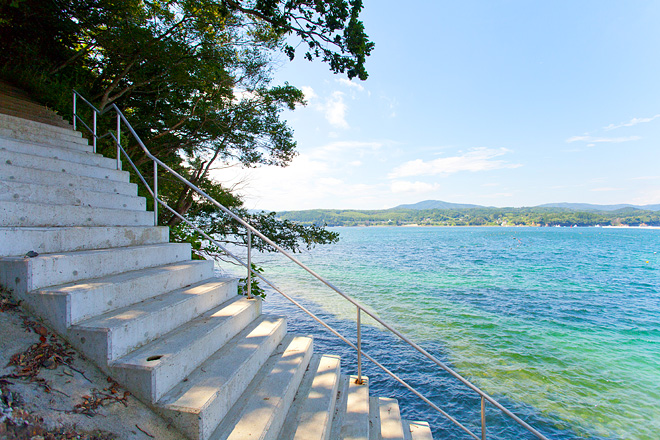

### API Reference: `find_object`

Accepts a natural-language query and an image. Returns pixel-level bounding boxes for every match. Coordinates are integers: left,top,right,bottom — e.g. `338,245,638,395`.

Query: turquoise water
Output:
220,227,660,439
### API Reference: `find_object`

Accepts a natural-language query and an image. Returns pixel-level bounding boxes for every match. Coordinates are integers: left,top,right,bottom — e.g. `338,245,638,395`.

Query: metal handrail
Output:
73,90,550,440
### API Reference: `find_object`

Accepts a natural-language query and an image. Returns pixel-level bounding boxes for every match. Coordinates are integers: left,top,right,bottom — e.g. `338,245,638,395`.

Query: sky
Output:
214,0,660,211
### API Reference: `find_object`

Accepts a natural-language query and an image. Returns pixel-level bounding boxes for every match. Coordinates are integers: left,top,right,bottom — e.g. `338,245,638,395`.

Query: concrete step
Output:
0,112,83,141
402,421,433,440
0,149,129,181
0,200,153,227
280,354,341,440
0,225,167,257
0,180,146,211
0,117,89,150
329,375,350,439
337,376,371,440
71,277,238,364
27,260,214,331
0,135,105,164
0,163,137,198
112,297,264,404
156,315,287,440
0,102,71,129
0,242,190,295
210,334,314,440
373,397,404,440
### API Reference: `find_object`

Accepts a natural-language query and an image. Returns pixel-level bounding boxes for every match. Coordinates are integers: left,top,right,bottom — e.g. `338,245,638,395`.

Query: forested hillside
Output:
278,207,660,227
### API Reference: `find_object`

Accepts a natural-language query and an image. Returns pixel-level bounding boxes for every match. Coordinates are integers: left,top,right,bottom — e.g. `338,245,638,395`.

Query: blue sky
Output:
215,0,660,211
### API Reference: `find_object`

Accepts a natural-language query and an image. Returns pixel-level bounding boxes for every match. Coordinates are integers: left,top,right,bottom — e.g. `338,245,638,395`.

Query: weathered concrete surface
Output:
0,180,146,211
113,296,263,405
0,226,168,257
31,260,215,331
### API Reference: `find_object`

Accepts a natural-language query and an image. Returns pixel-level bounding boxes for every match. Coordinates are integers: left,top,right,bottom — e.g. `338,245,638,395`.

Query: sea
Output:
217,226,660,440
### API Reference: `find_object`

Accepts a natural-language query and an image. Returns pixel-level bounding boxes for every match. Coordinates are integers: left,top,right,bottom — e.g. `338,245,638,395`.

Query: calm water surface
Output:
218,227,660,439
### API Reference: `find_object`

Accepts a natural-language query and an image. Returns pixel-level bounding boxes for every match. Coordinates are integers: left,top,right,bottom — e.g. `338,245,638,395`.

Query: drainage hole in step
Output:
146,355,163,362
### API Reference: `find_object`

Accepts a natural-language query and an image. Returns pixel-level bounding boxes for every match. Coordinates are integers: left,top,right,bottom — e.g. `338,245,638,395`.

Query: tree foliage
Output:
0,0,373,260
278,207,660,227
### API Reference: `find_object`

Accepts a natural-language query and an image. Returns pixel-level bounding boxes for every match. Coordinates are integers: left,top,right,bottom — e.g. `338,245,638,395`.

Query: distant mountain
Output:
392,200,485,210
537,203,660,212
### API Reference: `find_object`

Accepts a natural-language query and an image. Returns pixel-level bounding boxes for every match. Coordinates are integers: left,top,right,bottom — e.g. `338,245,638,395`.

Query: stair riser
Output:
0,201,154,227
0,112,84,140
0,136,107,164
1,150,129,181
0,164,136,197
73,280,238,363
0,225,168,257
0,243,190,294
0,181,146,211
112,298,262,403
28,260,214,331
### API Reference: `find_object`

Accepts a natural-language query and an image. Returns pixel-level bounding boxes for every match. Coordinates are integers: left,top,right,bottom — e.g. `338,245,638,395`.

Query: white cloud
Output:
390,181,441,194
300,86,317,102
312,140,382,158
349,160,362,167
336,78,365,92
324,91,349,129
604,114,660,131
388,148,521,179
566,135,642,143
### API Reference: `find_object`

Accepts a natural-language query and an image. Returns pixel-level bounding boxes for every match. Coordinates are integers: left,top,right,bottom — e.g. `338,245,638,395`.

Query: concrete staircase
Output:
0,79,433,440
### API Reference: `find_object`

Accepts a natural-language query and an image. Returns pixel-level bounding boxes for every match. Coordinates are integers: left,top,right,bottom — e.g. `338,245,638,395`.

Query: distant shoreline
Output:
328,224,660,229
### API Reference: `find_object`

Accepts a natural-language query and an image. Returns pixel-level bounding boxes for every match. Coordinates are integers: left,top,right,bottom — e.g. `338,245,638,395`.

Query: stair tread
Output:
0,149,129,181
114,295,257,369
0,112,83,138
76,277,236,330
16,242,191,291
159,314,286,410
0,162,136,197
0,200,154,227
341,375,370,440
0,225,167,257
111,299,265,406
376,397,405,440
402,420,433,440
286,353,341,440
38,259,213,296
211,334,314,440
0,134,107,163
0,179,146,211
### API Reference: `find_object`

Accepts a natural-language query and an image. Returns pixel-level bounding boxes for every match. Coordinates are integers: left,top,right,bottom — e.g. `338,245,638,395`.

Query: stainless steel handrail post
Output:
247,229,252,299
481,396,486,440
116,114,121,170
153,161,158,226
357,307,363,384
72,93,77,130
92,111,97,153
